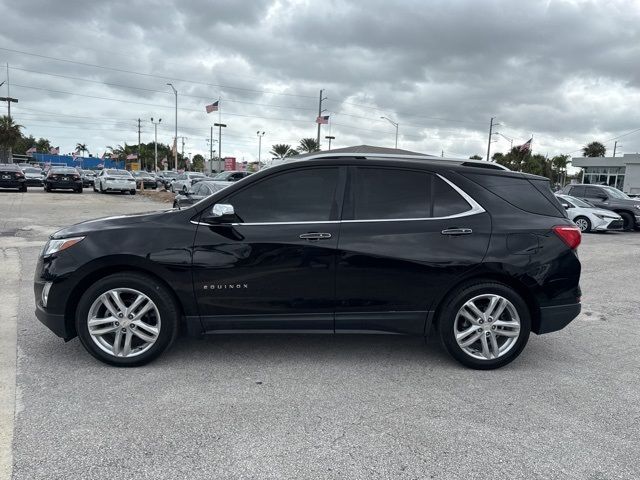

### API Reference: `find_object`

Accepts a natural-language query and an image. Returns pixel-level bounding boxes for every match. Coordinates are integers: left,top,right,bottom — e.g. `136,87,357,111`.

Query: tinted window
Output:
433,176,471,217
351,168,431,220
569,185,585,197
191,183,204,195
585,186,605,198
226,168,338,223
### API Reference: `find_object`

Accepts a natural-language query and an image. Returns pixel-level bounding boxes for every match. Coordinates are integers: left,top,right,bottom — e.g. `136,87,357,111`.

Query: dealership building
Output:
571,154,640,194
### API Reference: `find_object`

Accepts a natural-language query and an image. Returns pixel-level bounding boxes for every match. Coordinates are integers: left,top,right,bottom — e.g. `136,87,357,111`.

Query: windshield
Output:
562,195,592,208
106,170,131,176
213,172,232,180
601,186,631,200
52,168,77,174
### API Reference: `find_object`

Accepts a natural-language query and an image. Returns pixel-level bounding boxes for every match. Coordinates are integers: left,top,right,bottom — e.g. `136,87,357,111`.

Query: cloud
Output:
0,0,639,161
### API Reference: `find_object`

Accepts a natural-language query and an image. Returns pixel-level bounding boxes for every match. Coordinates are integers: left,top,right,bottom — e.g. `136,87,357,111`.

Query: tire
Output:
574,216,591,233
130,189,136,195
619,211,634,231
76,187,83,194
437,281,531,370
75,272,179,367
44,185,50,192
170,184,174,193
20,184,27,192
172,201,178,208
100,182,105,193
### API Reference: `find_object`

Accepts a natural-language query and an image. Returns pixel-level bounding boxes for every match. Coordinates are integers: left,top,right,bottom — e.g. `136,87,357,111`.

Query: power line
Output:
0,46,317,99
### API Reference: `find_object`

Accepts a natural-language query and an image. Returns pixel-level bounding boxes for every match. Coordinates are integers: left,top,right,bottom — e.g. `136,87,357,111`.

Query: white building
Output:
571,154,640,194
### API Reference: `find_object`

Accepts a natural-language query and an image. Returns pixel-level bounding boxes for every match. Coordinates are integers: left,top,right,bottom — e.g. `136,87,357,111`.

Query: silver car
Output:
94,169,137,195
170,172,206,193
556,194,623,232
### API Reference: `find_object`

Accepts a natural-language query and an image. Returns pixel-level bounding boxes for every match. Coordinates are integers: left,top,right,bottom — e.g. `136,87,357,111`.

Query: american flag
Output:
205,101,219,113
126,153,138,160
50,147,60,155
517,138,533,152
316,115,330,124
26,146,37,154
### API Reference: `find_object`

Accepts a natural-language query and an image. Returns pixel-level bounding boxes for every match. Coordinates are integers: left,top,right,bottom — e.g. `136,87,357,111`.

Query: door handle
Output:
299,232,332,240
441,228,473,236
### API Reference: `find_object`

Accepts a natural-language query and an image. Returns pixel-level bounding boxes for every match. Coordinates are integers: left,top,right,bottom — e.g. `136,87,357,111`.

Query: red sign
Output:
224,157,236,170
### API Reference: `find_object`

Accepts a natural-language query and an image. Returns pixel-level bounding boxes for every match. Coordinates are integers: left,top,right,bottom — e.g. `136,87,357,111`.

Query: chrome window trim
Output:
191,173,485,226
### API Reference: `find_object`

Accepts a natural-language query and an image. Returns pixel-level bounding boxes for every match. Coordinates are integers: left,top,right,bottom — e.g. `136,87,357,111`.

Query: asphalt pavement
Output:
1,189,639,479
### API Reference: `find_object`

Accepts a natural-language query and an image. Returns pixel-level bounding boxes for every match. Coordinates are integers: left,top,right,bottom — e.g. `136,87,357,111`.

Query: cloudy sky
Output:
0,0,639,163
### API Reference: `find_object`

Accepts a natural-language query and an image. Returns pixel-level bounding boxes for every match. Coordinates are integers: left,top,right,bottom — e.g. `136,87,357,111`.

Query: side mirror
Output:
204,203,235,223
561,202,570,209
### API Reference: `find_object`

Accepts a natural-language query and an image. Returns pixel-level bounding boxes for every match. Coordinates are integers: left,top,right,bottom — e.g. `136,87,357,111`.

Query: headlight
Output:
634,205,640,210
43,236,85,256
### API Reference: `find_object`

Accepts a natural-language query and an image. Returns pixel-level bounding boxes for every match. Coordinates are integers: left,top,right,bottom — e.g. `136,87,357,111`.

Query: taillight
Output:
73,175,80,179
553,225,581,250
15,172,24,178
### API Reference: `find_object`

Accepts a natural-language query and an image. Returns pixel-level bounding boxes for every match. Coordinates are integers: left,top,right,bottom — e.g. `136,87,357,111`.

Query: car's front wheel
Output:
75,272,179,366
574,216,591,233
438,281,531,369
619,211,634,231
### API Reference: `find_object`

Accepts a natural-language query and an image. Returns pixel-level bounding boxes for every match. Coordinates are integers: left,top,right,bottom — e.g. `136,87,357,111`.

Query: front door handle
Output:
441,228,473,236
299,232,332,240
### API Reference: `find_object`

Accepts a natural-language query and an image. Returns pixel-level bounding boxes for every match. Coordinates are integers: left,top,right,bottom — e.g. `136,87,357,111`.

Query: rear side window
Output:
351,168,431,220
432,176,471,217
569,185,585,197
585,186,605,198
464,173,564,217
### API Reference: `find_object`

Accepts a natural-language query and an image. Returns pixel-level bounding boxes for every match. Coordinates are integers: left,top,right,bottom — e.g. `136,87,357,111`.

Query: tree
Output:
297,138,320,153
269,144,298,159
0,116,23,162
469,154,483,160
76,143,89,156
36,137,52,153
582,141,606,157
14,135,37,155
192,154,205,172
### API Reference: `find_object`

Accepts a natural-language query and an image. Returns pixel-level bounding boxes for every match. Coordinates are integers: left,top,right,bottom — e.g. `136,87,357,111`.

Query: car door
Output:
335,166,491,335
192,166,346,332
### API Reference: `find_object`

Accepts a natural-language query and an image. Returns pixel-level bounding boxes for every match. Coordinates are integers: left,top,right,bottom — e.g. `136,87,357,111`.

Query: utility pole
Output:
1,64,18,119
215,122,227,171
166,83,178,171
256,131,265,166
325,135,335,150
486,117,499,161
151,117,161,172
316,89,327,148
613,141,617,158
210,126,213,172
137,118,142,170
380,116,399,149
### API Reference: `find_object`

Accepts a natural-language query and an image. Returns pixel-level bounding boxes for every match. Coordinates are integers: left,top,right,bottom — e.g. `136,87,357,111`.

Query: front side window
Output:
569,185,585,197
225,167,339,223
585,186,606,198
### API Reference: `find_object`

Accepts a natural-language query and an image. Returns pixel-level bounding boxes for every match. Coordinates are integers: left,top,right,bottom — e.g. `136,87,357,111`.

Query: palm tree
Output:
297,138,320,153
582,141,606,157
269,144,298,159
76,143,89,156
0,116,23,163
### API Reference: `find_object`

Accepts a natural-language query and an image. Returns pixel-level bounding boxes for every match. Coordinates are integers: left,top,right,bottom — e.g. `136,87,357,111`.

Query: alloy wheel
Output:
575,218,589,232
454,294,521,360
87,288,161,358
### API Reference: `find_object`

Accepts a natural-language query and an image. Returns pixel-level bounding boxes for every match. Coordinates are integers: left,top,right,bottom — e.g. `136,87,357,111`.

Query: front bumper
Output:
25,178,44,186
34,279,75,340
593,218,624,231
534,303,581,334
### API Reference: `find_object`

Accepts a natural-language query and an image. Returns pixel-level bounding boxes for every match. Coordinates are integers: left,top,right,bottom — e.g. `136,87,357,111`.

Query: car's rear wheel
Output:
20,184,27,192
574,216,591,233
75,272,179,366
619,211,634,231
130,189,136,195
438,281,531,370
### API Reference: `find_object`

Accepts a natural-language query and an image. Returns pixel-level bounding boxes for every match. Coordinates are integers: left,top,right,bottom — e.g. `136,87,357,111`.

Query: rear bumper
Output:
0,180,24,188
46,181,82,189
534,303,581,334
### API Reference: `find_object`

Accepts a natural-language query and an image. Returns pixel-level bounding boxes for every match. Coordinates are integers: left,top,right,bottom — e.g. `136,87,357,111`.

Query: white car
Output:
94,169,137,195
556,194,623,233
170,172,206,193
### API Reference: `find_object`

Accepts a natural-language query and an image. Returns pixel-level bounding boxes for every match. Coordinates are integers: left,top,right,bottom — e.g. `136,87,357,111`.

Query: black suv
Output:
560,184,640,230
34,155,582,369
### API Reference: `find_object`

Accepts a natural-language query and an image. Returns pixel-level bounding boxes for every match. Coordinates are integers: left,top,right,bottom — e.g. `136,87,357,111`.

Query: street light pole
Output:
166,83,178,171
256,131,265,166
380,116,399,149
325,135,335,150
151,117,161,172
214,123,227,171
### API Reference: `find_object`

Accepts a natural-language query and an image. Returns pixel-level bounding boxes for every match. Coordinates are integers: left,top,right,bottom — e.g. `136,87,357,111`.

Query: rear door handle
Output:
441,228,473,236
299,232,332,240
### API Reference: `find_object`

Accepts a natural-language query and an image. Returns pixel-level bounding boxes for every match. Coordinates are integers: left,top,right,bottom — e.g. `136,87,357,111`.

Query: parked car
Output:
78,169,96,188
211,170,252,182
22,167,45,187
556,194,623,232
156,171,179,189
44,167,83,193
132,171,157,189
94,169,137,194
0,163,27,191
173,180,232,208
34,154,582,369
560,184,640,231
170,172,206,193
